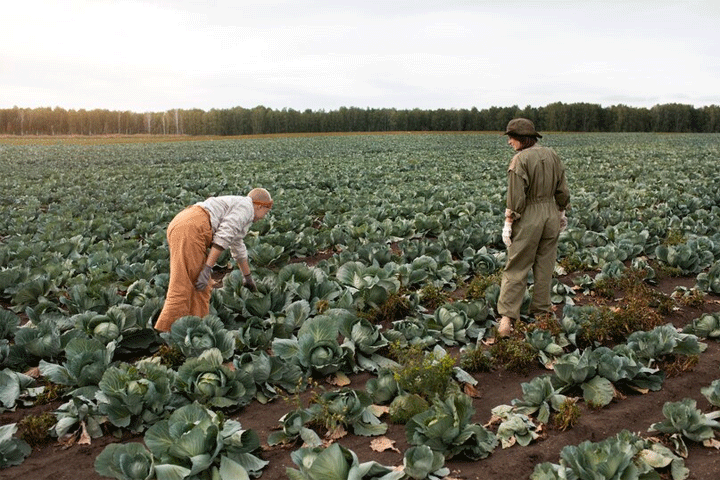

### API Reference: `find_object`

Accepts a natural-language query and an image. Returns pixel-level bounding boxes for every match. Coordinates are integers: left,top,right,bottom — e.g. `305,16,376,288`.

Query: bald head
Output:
248,187,273,207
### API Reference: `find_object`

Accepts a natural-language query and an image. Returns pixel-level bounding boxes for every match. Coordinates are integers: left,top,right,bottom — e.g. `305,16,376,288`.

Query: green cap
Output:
503,118,542,138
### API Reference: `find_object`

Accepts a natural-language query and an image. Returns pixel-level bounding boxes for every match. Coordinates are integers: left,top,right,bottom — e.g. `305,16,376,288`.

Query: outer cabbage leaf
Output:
0,423,32,468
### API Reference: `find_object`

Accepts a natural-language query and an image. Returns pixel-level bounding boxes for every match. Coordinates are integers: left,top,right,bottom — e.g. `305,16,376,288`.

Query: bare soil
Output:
2,273,720,480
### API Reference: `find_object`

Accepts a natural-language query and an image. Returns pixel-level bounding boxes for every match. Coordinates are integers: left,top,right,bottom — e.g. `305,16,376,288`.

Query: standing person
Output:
154,187,273,332
497,119,569,337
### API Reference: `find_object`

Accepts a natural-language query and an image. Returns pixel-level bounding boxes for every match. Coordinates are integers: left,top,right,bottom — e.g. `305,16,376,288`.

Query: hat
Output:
503,118,542,138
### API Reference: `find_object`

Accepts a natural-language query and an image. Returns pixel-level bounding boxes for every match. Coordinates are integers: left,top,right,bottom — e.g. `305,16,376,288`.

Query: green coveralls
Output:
498,145,570,320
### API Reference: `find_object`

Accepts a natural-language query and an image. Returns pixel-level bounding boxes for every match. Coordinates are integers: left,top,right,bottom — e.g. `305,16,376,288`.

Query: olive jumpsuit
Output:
497,145,570,321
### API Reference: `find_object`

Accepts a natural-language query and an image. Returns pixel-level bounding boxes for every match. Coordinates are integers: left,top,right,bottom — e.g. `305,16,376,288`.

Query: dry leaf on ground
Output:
370,437,401,453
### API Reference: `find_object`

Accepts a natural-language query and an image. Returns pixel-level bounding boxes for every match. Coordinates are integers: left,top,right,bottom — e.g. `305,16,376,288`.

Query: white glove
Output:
502,220,513,248
559,211,568,231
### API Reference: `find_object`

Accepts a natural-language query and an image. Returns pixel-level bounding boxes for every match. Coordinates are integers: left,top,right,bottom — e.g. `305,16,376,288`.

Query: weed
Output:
419,283,450,310
390,343,456,400
154,343,185,368
378,291,413,322
388,394,430,424
585,400,605,411
558,253,588,273
35,381,64,405
663,229,686,246
661,355,699,378
658,264,684,278
359,291,413,324
18,412,56,447
612,295,664,334
278,377,317,411
528,313,563,337
581,269,672,346
306,391,348,434
672,287,705,308
592,277,617,299
489,337,536,374
464,273,501,301
459,345,493,373
552,398,581,431
315,299,330,314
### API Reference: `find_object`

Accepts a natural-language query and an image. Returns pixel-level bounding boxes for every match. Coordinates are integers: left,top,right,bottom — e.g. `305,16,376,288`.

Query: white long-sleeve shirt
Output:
196,195,254,261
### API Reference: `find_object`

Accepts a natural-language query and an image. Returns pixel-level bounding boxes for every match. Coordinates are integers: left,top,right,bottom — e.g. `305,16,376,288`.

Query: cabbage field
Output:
1,132,720,480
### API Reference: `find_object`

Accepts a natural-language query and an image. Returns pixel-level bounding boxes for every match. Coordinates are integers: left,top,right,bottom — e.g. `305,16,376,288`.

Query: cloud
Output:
1,0,718,111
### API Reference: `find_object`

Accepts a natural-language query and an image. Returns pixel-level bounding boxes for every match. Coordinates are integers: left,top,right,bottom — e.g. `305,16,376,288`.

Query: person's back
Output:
510,144,567,211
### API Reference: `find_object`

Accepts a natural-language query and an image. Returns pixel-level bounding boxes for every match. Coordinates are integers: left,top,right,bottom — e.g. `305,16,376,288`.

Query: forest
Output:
1,101,719,136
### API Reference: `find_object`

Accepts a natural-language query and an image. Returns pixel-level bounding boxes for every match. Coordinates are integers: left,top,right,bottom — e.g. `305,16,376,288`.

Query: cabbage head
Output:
403,445,449,480
649,398,720,448
682,312,720,339
94,442,154,480
96,359,176,432
428,305,481,346
560,434,640,480
366,368,399,405
626,324,706,366
101,402,267,480
232,350,304,404
73,306,128,345
702,379,720,407
39,337,114,390
177,348,255,409
336,261,401,311
276,314,352,376
266,408,321,447
13,318,62,360
308,388,388,437
512,375,568,424
287,443,403,480
697,260,720,294
144,402,224,479
405,392,497,460
236,316,274,352
164,315,235,360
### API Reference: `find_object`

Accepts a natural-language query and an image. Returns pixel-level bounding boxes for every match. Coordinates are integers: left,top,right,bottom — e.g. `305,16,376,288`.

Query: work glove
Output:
243,273,257,292
559,211,568,231
502,220,513,248
195,264,213,291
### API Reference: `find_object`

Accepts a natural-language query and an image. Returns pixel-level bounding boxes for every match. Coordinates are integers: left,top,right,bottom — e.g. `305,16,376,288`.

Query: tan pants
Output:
154,206,213,332
498,202,561,320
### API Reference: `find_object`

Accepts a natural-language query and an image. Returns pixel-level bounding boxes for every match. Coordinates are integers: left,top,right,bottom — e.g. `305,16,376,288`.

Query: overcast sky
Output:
2,0,718,113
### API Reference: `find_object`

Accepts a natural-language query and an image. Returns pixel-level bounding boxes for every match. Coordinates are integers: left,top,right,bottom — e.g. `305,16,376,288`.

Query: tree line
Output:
1,102,719,136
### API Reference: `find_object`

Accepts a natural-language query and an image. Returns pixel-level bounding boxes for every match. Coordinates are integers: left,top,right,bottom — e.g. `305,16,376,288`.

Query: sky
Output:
2,0,719,113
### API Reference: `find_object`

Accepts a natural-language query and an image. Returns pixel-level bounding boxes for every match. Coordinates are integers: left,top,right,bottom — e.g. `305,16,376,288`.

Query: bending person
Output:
154,187,273,332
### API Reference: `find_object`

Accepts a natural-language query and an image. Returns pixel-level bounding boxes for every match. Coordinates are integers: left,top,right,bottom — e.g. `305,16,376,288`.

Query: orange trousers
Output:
154,206,213,332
